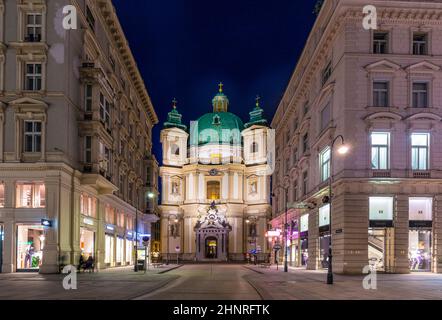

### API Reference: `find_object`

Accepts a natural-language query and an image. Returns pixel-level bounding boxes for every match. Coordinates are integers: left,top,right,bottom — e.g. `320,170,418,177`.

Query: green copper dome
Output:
190,112,244,146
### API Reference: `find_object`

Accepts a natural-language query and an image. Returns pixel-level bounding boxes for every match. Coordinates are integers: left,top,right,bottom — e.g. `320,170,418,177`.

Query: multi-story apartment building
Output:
0,0,158,273
270,0,442,274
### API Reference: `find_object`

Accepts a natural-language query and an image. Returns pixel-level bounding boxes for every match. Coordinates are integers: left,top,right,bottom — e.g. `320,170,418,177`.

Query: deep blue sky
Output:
112,0,317,161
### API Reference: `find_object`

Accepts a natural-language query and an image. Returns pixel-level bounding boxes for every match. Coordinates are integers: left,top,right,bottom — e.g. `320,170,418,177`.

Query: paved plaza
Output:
1,264,442,300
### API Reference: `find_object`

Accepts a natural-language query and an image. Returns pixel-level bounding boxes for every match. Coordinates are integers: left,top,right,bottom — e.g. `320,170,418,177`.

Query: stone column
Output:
434,195,442,273
307,209,318,270
394,195,409,273
1,220,15,273
96,200,106,269
40,176,60,274
336,193,369,275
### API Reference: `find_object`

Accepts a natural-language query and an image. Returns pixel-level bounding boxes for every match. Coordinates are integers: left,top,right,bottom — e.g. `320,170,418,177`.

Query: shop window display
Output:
0,184,5,208
16,182,46,208
409,230,431,272
126,240,133,264
116,237,124,264
17,225,44,270
104,234,115,265
80,228,95,259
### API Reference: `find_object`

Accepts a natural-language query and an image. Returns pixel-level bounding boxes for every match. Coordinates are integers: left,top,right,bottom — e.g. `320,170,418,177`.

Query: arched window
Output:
250,142,259,153
171,144,180,156
207,181,220,200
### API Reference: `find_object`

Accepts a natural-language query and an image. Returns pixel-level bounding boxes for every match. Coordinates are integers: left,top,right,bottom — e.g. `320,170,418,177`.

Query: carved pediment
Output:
365,112,403,122
9,97,48,113
406,61,441,73
365,60,401,73
406,112,442,122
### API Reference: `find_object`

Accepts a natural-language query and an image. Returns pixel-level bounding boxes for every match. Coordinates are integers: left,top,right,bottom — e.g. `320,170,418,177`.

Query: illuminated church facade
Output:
159,85,272,261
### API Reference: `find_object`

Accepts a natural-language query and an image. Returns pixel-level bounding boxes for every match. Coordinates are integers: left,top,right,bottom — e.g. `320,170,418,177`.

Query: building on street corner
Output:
271,0,442,274
0,0,159,273
159,86,272,262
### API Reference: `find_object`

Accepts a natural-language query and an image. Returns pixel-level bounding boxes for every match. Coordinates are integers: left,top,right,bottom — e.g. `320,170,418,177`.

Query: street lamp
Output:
326,135,349,285
271,186,289,273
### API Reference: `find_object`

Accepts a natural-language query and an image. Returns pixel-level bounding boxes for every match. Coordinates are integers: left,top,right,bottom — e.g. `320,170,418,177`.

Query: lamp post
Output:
326,135,349,285
272,186,289,273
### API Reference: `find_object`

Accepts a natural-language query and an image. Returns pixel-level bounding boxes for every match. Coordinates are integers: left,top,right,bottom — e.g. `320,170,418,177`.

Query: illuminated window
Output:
369,197,393,221
319,147,331,182
16,182,45,208
207,181,220,200
409,198,432,221
371,132,390,170
411,133,430,170
319,204,330,227
80,193,97,218
105,205,115,224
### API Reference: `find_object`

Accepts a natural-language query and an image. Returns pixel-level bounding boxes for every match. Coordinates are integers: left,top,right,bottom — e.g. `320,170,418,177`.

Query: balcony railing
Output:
413,171,431,179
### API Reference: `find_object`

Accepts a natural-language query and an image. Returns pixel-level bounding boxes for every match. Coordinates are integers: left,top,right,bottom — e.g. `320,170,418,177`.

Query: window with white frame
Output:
411,133,430,171
412,82,429,108
84,136,92,163
85,84,93,113
413,33,428,55
99,93,111,129
16,182,45,208
0,183,5,208
373,32,388,54
99,141,111,174
24,63,42,91
24,121,42,153
25,13,42,42
371,132,390,170
319,147,331,182
80,193,97,218
373,81,389,107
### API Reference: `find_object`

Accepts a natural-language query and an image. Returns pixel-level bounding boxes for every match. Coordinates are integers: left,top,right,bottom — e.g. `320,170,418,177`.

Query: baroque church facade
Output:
159,85,272,262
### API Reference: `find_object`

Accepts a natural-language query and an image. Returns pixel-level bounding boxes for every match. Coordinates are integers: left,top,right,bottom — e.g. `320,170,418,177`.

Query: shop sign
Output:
266,230,281,237
369,220,394,228
41,219,52,227
83,218,94,226
409,221,432,228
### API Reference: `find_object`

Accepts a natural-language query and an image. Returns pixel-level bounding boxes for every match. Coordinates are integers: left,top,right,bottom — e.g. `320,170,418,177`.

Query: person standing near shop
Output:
25,244,34,269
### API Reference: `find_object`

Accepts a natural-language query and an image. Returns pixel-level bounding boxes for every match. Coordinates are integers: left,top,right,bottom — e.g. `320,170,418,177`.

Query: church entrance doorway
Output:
205,237,218,259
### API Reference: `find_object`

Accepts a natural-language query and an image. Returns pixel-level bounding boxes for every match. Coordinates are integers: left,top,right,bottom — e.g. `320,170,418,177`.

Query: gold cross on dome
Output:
218,82,224,93
172,98,177,109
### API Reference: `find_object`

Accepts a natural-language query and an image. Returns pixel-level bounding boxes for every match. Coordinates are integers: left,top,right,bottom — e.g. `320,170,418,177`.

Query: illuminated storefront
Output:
116,237,124,266
368,197,394,272
80,228,95,259
16,225,45,271
409,198,432,272
300,214,309,267
105,233,115,267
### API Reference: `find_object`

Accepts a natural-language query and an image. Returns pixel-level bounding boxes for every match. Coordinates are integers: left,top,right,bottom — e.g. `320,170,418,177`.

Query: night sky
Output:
112,0,317,161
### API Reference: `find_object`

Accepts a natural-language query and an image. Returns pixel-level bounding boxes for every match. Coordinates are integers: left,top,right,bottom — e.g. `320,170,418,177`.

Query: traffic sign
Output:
273,244,282,251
